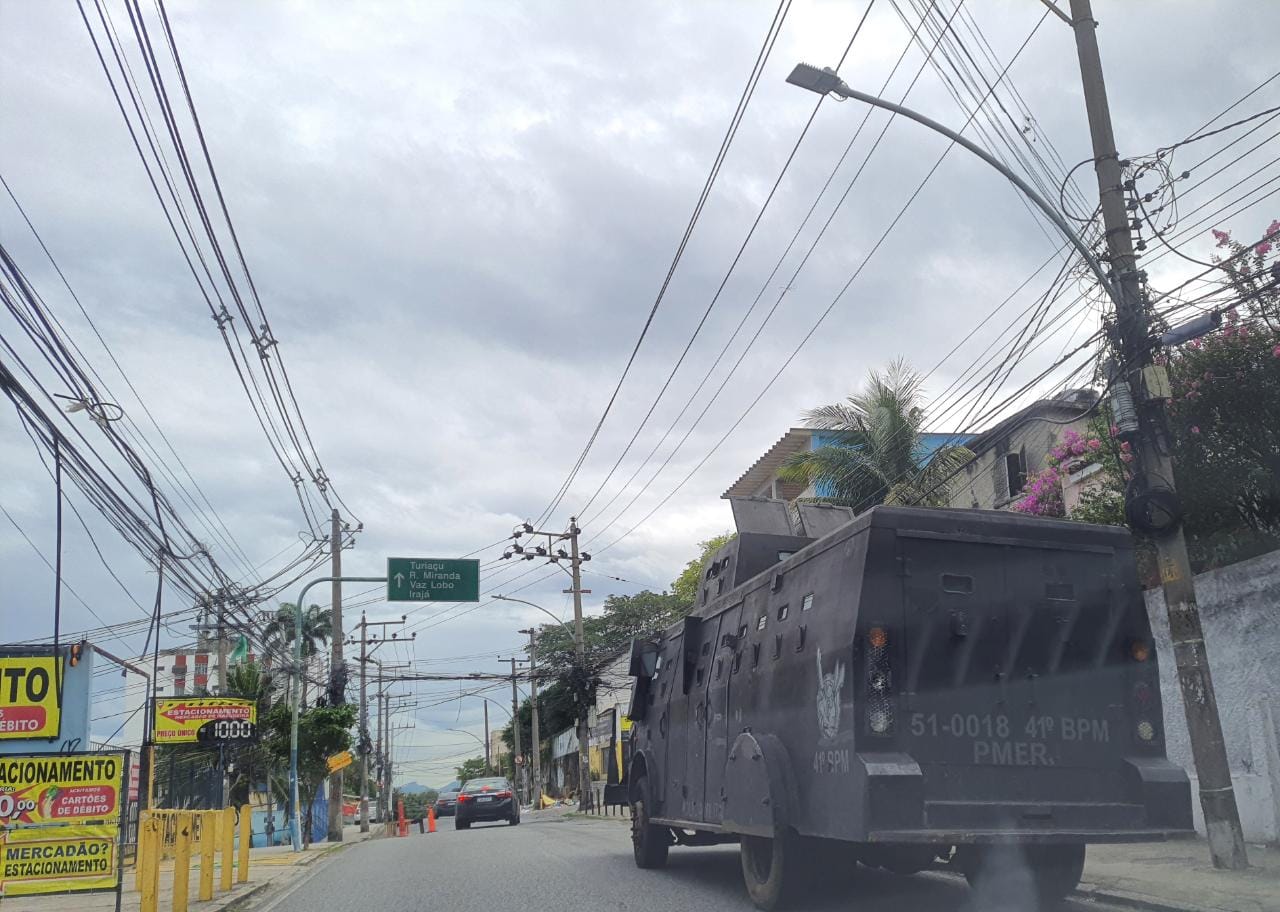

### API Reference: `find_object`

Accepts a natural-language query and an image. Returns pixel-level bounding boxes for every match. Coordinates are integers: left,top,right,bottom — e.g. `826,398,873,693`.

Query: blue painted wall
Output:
808,431,974,499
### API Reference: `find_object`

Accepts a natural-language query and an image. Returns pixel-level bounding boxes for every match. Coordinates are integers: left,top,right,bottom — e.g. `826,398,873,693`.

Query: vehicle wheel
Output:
508,813,520,826
740,831,804,911
629,775,669,869
961,844,1084,909
455,818,470,830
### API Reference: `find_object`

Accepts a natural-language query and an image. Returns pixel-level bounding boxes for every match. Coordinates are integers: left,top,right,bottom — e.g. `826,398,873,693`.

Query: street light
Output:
493,595,574,637
784,63,1119,307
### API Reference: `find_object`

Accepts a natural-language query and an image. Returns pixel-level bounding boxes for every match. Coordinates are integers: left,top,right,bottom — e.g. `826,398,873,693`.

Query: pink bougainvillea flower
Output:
1120,452,1134,464
1212,229,1231,246
1267,219,1280,239
1109,424,1120,438
1088,439,1102,451
1259,241,1274,256
1272,344,1280,358
1119,440,1132,453
1190,426,1201,435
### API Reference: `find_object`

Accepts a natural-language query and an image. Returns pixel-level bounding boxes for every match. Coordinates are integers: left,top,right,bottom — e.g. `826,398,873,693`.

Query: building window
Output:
777,604,789,621
756,615,767,631
1005,451,1026,497
801,593,814,612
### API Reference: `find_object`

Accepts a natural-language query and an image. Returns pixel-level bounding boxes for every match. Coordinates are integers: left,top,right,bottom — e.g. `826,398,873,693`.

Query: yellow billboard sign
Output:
0,824,119,896
0,656,63,740
326,750,354,774
0,754,123,827
153,698,256,743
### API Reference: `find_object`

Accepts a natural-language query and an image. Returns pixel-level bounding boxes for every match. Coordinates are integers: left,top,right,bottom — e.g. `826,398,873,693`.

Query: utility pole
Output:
354,619,409,833
567,518,591,812
494,660,524,799
1068,0,1247,869
216,596,228,695
509,658,523,802
326,510,346,842
483,702,491,775
501,518,593,811
521,626,542,810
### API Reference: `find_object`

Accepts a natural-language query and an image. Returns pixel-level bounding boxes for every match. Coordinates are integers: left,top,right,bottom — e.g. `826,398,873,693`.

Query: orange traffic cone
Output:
428,807,436,834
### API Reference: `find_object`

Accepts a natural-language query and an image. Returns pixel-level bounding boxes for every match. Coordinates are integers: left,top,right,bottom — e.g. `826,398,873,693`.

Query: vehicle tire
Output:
508,813,520,826
961,843,1084,909
629,775,669,869
740,831,804,911
455,818,470,830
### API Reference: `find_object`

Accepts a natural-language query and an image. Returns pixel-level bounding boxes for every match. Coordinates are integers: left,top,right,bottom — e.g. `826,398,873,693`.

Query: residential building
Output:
945,389,1100,510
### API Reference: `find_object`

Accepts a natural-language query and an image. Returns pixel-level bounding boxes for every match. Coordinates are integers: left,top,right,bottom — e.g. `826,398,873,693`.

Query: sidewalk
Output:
1077,838,1280,912
0,825,379,912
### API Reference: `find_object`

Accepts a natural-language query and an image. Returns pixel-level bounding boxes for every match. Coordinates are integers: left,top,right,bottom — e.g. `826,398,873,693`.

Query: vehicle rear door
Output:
901,534,1010,765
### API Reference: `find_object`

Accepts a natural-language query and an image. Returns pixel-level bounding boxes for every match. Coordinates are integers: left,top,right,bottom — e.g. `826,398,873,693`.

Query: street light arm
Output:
785,63,1119,308
493,594,575,639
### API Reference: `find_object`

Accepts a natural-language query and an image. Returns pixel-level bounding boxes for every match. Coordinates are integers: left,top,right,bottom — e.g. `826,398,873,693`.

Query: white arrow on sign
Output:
394,572,405,587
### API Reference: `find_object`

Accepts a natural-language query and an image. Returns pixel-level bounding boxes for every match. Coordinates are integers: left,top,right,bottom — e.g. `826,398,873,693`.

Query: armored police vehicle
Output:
626,499,1192,909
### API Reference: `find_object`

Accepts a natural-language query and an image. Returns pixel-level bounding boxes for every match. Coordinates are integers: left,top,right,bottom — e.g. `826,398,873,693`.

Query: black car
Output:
434,789,460,817
454,777,519,829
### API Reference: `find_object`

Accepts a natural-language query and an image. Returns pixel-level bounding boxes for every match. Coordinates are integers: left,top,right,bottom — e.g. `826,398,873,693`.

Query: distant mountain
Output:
398,781,431,794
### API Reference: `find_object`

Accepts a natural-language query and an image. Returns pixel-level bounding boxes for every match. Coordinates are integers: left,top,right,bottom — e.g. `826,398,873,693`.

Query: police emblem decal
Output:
816,647,845,741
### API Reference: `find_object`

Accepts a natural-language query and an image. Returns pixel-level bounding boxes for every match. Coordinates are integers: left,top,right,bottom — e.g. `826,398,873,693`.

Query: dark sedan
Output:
434,790,460,817
454,777,519,829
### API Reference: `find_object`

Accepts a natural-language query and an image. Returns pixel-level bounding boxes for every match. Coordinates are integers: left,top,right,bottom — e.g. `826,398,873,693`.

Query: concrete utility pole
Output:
567,518,592,811
216,597,228,695
359,614,369,833
501,520,593,811
1068,0,1247,869
326,510,346,842
483,702,491,774
355,621,408,832
521,627,542,810
509,657,523,802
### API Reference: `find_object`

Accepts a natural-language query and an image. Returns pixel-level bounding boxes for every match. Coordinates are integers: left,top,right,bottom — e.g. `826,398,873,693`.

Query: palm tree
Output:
778,358,972,511
265,603,331,707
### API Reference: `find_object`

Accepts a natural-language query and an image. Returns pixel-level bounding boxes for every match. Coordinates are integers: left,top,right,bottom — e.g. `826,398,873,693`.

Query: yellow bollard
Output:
238,805,252,883
172,812,193,912
139,817,161,912
221,806,236,892
199,812,216,900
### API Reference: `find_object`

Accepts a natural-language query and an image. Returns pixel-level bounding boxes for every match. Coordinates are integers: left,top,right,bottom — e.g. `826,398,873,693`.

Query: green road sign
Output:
386,557,480,602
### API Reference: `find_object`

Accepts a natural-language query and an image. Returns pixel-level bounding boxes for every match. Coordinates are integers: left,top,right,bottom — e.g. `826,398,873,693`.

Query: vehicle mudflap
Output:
855,752,924,832
1121,756,1193,830
723,732,798,837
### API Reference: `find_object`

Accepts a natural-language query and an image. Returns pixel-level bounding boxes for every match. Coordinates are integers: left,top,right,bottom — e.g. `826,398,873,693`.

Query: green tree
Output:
261,701,355,847
223,661,276,807
778,358,973,510
265,603,332,707
1012,219,1280,578
671,533,735,608
455,757,488,783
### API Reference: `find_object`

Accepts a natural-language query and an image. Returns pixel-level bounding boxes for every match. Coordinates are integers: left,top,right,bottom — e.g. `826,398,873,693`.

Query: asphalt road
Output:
267,812,1135,912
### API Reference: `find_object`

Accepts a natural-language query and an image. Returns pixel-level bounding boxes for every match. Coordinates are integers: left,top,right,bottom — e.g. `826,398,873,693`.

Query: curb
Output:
1073,883,1213,912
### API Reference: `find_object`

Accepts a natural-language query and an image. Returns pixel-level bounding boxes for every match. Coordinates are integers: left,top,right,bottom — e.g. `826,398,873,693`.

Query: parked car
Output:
434,789,460,817
454,777,519,829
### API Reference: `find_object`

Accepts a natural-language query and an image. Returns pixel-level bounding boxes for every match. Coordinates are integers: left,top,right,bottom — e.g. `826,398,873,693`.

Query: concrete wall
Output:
1146,549,1280,844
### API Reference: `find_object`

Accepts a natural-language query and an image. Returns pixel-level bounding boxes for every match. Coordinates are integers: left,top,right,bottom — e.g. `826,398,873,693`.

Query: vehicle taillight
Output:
457,794,471,802
865,627,894,735
494,790,512,799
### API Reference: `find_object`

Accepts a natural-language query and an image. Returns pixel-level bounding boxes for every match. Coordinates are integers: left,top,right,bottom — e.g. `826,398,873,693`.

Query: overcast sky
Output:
3,0,1277,784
